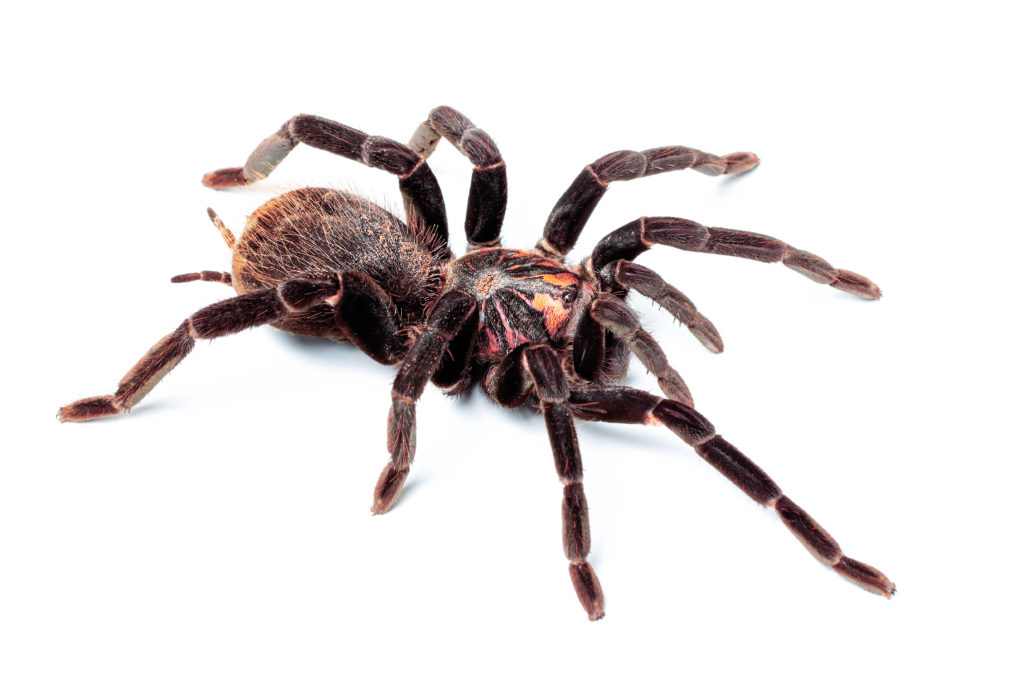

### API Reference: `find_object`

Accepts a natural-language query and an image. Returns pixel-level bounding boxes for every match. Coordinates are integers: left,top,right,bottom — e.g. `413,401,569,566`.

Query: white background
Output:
2,2,1021,681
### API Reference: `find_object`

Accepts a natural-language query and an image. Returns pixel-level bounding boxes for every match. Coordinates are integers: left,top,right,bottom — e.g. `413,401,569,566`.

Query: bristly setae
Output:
59,107,893,620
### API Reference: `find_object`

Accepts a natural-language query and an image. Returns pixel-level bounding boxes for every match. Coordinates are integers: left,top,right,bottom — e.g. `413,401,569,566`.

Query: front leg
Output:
488,345,605,620
584,294,694,406
591,216,880,300
538,145,758,260
568,384,895,598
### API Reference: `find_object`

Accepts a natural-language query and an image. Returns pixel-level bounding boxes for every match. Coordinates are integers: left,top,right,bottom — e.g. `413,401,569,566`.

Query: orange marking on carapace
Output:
532,292,572,336
540,272,578,287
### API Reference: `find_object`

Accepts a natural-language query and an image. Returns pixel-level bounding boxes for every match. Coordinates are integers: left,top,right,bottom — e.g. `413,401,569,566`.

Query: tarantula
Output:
59,106,894,619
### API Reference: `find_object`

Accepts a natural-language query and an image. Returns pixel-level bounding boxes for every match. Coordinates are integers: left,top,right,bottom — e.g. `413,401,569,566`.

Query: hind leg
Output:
202,114,449,251
58,278,340,422
59,272,410,422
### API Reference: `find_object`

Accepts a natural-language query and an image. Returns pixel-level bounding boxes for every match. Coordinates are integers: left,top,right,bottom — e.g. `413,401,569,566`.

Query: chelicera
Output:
59,106,894,619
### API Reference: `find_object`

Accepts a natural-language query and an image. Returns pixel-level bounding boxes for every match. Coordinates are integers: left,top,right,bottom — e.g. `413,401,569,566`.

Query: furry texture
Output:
232,188,446,337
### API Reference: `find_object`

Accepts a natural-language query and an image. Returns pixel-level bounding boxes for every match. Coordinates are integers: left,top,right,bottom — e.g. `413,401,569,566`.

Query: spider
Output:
58,106,894,620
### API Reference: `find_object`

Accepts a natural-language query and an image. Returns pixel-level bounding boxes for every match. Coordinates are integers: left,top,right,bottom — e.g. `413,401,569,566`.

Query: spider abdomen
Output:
449,249,592,362
231,188,446,339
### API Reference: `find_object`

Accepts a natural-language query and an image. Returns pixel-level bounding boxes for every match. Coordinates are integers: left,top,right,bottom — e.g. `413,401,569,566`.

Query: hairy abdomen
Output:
232,188,446,339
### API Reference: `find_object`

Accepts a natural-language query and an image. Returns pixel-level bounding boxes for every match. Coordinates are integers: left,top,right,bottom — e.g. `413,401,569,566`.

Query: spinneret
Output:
59,106,893,620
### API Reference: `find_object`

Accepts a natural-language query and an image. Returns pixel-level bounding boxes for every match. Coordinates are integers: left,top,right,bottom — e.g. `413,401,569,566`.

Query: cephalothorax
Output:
59,107,894,619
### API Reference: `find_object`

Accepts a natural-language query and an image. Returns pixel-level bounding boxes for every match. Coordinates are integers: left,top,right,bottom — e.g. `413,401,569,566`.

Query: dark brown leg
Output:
525,345,605,620
409,106,507,249
571,303,607,383
430,308,480,390
333,272,412,365
58,277,340,422
591,216,880,300
372,290,478,514
486,345,604,619
572,311,632,385
170,271,232,285
585,295,693,406
202,114,449,251
59,273,411,421
538,146,758,259
568,384,895,598
603,260,722,353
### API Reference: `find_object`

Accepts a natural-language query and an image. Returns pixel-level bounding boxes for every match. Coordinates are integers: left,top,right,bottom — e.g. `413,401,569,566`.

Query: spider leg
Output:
205,207,236,248
568,384,895,598
409,106,507,250
59,271,413,421
591,216,880,300
167,212,236,285
331,272,414,365
372,290,477,514
597,260,723,353
537,146,758,260
489,345,605,620
170,271,233,285
201,114,449,253
582,294,694,406
57,277,340,422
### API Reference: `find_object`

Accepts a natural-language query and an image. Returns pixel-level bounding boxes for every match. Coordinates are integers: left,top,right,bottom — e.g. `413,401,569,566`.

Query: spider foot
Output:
833,557,896,597
830,269,882,300
371,462,410,515
658,370,694,407
201,167,252,189
723,151,760,175
569,562,605,621
57,396,121,422
688,315,724,354
694,151,761,177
